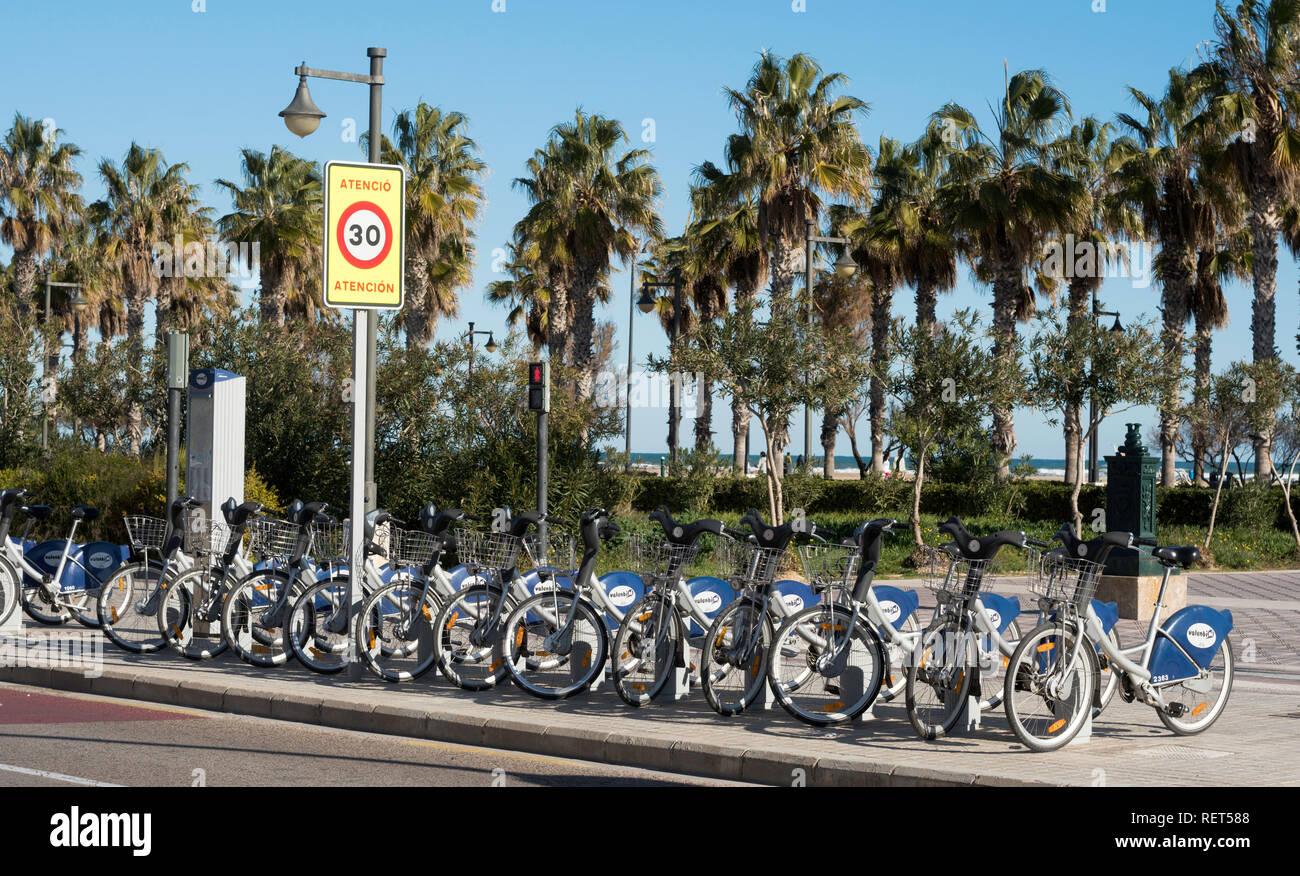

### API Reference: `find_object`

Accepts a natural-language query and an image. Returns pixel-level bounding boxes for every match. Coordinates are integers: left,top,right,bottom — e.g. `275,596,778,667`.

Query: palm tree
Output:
1200,0,1300,479
1112,70,1216,484
934,69,1084,478
486,241,552,353
690,165,768,471
512,109,663,403
718,51,873,305
89,143,202,454
216,146,322,327
0,113,83,321
371,104,486,349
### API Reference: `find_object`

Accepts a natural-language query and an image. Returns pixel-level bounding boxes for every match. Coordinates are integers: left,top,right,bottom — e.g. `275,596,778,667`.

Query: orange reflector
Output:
637,612,653,622
310,647,323,658
172,625,182,638
110,607,118,623
1048,718,1066,734
715,627,728,648
489,659,501,672
369,631,376,650
515,626,525,648
252,645,269,654
1037,642,1055,653
582,653,590,668
632,684,645,691
445,611,459,631
822,701,845,712
1192,702,1207,717
751,655,761,676
422,605,431,621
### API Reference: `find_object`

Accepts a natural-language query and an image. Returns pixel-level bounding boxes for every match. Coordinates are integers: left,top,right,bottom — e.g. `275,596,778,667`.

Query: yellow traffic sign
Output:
324,160,405,310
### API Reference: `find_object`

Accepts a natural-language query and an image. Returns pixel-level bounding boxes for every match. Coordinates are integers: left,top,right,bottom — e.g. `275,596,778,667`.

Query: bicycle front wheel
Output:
768,603,884,726
503,591,608,699
357,575,441,682
612,593,682,706
0,554,19,629
432,584,513,691
222,569,304,667
1003,621,1097,752
700,597,773,716
905,615,973,741
285,576,355,674
98,560,170,653
1157,637,1234,736
158,565,230,660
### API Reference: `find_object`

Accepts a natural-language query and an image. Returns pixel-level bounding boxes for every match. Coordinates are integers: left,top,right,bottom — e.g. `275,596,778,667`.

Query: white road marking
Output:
0,762,122,787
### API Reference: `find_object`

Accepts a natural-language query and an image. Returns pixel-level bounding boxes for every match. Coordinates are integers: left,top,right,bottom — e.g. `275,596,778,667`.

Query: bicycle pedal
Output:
1164,701,1186,718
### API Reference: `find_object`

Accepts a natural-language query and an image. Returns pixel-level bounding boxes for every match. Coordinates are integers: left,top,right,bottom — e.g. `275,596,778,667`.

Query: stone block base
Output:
1094,574,1185,623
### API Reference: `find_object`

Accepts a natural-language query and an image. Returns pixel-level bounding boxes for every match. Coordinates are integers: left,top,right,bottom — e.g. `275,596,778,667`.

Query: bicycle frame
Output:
5,521,105,604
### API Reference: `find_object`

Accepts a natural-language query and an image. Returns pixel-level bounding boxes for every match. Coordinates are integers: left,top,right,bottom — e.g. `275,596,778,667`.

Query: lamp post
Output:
464,321,498,382
638,267,683,470
625,239,648,471
280,47,386,520
804,219,857,477
41,277,87,450
1087,296,1124,484
280,47,386,682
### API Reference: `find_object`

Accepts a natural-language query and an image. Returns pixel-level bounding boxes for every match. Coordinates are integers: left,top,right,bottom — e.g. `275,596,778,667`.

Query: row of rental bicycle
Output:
0,487,1235,752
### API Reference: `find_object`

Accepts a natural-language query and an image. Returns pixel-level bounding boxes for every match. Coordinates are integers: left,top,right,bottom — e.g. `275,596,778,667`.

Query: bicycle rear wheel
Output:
357,575,441,682
1003,621,1097,752
768,603,884,726
700,597,773,716
905,615,972,741
503,591,608,699
0,554,19,629
285,576,355,674
97,560,170,653
1157,637,1233,736
612,593,682,706
432,584,513,691
222,569,304,667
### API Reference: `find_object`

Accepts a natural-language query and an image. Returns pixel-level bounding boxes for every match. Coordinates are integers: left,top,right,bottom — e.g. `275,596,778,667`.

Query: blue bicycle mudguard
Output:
773,578,816,615
1148,605,1234,683
23,540,82,591
598,571,645,625
79,542,126,589
978,592,1020,636
870,585,919,631
685,576,737,636
1090,599,1119,635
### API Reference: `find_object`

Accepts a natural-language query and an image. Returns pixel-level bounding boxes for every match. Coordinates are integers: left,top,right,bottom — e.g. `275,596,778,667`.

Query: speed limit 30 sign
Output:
324,160,405,309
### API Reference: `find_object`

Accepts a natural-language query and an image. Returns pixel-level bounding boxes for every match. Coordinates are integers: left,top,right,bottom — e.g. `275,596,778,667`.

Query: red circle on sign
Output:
336,201,394,270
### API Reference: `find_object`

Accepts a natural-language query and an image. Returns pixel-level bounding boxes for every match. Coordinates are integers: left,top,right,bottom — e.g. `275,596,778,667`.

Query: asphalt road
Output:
0,684,750,787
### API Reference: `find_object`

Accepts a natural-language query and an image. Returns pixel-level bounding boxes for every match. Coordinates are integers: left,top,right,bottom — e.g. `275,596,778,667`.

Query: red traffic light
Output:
528,362,546,386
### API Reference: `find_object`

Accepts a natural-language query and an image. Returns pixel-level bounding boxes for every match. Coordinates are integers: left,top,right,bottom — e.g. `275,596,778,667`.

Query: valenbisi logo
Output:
50,806,151,856
878,600,901,624
692,591,723,614
781,594,804,613
1185,622,1217,650
606,585,637,607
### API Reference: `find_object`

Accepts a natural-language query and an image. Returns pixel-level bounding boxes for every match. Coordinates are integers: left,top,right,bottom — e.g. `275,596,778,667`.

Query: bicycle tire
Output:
0,553,19,629
1003,621,1097,752
357,575,442,682
976,619,1021,712
700,596,774,716
1094,626,1121,716
221,568,306,667
1157,637,1233,736
502,591,608,700
612,593,683,707
285,575,356,674
904,615,973,741
768,603,885,726
879,612,921,703
97,560,170,653
157,565,231,660
432,583,514,691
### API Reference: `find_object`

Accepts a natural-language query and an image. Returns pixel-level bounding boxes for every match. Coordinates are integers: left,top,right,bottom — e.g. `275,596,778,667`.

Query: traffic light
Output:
527,360,550,413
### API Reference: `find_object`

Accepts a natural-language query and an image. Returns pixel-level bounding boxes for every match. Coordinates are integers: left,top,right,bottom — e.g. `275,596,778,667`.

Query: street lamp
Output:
1087,298,1124,484
639,268,683,469
41,276,88,450
625,239,649,470
464,321,497,381
805,218,858,477
280,47,386,523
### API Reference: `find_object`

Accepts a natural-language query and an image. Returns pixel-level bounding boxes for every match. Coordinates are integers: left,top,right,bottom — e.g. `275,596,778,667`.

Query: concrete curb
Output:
0,663,1058,788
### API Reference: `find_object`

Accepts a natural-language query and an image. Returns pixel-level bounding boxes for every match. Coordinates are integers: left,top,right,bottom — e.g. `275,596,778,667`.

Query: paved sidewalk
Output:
0,568,1295,787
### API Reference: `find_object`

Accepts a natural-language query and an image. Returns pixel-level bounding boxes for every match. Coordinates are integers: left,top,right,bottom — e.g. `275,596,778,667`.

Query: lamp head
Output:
637,286,656,314
833,247,858,278
484,333,498,353
280,74,326,138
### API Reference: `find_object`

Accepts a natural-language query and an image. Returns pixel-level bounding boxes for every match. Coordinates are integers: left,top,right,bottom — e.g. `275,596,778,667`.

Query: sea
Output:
622,453,1222,478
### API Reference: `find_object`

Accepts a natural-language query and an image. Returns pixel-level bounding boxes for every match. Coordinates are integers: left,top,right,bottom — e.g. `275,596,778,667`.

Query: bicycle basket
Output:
247,517,299,561
714,538,787,591
452,526,523,573
389,527,438,568
190,520,240,560
795,542,860,593
1028,549,1103,609
627,535,700,589
309,520,349,563
523,525,578,577
124,516,169,552
917,544,1001,599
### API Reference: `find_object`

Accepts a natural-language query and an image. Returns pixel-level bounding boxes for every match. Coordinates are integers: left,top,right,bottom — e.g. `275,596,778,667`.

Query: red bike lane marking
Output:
0,689,201,725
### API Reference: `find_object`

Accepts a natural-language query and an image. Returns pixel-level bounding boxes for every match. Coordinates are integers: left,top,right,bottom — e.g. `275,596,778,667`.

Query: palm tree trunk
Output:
125,287,146,456
1063,276,1092,486
11,250,38,324
547,285,572,366
768,233,804,304
1159,242,1191,487
1248,179,1281,483
404,252,431,350
731,394,749,474
694,378,714,452
990,248,1021,480
869,285,893,474
915,277,937,328
820,407,838,479
1192,316,1213,485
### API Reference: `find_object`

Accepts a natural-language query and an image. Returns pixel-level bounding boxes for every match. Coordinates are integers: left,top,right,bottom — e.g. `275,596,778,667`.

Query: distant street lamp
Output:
41,276,88,450
639,268,683,469
625,239,649,471
464,321,498,381
804,219,858,477
1087,297,1125,484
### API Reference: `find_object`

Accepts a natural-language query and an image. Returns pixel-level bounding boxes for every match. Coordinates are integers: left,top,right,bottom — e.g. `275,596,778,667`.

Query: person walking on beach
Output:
755,452,768,477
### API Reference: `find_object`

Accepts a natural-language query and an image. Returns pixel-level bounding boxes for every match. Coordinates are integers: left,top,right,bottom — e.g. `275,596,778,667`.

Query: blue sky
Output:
1,0,1286,462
